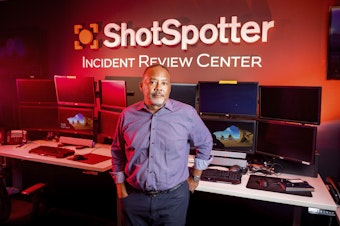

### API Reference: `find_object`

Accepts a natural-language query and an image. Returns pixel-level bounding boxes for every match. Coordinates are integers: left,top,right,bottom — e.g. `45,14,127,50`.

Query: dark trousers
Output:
121,181,190,226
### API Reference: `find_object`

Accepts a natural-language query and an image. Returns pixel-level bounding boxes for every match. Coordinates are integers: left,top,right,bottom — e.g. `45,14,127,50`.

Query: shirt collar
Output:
136,99,174,112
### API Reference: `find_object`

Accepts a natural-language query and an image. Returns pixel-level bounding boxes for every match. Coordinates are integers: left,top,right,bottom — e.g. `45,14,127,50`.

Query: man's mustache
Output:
152,91,164,97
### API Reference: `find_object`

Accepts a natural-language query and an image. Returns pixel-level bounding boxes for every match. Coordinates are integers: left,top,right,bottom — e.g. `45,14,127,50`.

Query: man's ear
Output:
139,81,143,92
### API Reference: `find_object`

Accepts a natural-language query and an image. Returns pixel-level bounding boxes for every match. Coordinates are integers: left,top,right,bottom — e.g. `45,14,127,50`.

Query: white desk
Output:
197,173,337,212
0,143,338,225
188,158,338,226
0,140,112,172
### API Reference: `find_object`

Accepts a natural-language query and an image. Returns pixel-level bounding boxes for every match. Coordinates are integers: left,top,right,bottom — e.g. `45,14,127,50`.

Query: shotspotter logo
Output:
74,16,275,51
74,23,100,50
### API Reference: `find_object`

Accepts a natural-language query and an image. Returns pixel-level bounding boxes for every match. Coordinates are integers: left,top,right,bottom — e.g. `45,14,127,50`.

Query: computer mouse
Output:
256,179,268,188
229,165,242,173
72,154,87,161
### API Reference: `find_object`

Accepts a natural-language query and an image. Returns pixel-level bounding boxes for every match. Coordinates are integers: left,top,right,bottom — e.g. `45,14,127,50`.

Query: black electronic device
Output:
6,130,28,145
54,75,96,107
105,76,143,106
97,109,120,139
202,117,257,154
18,105,59,132
259,85,322,125
198,81,258,118
256,120,317,165
170,83,197,109
99,80,127,111
16,79,57,105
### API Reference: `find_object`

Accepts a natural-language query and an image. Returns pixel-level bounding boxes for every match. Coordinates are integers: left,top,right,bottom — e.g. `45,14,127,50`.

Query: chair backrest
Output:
0,175,11,222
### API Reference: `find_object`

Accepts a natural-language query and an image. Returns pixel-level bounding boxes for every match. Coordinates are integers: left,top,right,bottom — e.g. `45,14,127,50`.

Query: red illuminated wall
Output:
0,0,339,180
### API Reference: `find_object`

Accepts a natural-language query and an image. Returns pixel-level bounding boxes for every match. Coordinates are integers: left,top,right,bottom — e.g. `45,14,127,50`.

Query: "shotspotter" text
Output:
103,16,275,51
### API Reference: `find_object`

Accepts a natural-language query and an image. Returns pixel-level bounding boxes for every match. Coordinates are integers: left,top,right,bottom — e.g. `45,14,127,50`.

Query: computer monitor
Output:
98,109,120,139
256,120,317,165
54,75,96,107
99,80,127,111
105,76,143,106
18,105,59,131
16,79,57,105
202,117,257,154
170,83,197,109
58,106,95,136
198,81,259,118
259,86,322,125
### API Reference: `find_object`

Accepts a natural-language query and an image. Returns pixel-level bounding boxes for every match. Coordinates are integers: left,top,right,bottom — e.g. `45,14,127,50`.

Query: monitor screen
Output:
202,117,257,154
54,75,96,107
198,81,258,118
98,109,120,139
259,86,322,125
105,76,143,106
256,120,317,165
18,105,59,131
16,79,57,105
58,106,94,136
170,83,197,109
99,80,127,110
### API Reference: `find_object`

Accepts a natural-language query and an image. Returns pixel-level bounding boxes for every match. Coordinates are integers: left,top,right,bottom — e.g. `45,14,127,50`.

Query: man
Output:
111,64,212,226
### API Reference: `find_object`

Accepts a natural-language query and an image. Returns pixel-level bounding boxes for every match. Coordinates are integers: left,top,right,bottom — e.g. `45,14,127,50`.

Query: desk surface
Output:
187,156,338,213
0,140,112,172
197,172,337,212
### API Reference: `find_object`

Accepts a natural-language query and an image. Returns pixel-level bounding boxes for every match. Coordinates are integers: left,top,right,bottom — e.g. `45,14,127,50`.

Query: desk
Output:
0,143,338,226
0,140,116,222
0,140,112,172
188,159,338,226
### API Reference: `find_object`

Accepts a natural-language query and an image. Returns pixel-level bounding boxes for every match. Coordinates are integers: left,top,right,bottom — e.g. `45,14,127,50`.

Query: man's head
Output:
140,64,171,113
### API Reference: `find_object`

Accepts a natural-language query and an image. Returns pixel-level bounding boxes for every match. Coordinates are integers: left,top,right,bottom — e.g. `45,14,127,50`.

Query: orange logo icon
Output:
74,23,99,50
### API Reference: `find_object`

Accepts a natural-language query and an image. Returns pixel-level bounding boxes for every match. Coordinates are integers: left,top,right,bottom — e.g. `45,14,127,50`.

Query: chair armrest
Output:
21,183,46,196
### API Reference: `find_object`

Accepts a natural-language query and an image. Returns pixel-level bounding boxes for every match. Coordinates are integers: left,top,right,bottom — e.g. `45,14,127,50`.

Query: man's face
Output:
140,66,171,111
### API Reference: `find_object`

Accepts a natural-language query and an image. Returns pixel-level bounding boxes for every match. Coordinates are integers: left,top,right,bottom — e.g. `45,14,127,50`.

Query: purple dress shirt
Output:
111,99,213,191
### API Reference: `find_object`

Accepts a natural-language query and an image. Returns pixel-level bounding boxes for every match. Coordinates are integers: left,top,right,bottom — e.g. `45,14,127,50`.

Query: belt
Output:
128,181,185,197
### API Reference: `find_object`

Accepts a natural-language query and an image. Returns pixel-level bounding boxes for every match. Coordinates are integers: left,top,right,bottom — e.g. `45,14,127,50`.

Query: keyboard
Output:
200,168,242,184
29,145,75,158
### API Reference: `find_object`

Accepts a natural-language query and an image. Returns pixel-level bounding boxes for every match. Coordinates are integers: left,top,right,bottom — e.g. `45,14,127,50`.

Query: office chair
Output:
0,175,46,225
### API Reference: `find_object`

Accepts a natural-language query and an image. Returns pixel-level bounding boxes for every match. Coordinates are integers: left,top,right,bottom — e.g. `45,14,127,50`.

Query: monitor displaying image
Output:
58,106,94,136
202,117,257,154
